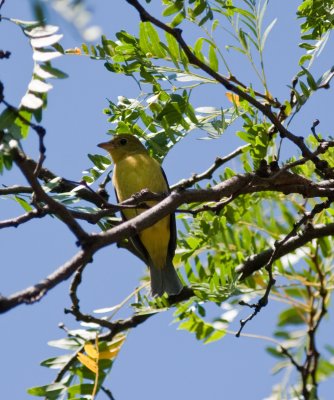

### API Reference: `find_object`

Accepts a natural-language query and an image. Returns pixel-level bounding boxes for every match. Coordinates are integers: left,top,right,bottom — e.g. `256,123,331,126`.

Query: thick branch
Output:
1,165,334,313
0,185,33,195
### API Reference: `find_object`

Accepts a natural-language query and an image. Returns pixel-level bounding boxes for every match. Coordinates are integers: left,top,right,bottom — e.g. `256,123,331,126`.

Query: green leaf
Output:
266,346,285,359
163,1,183,17
170,11,185,28
67,383,95,396
139,22,166,58
38,64,68,79
14,196,33,211
0,108,17,130
27,383,66,397
2,153,13,171
115,31,137,46
139,23,151,55
278,308,305,327
238,29,248,51
299,42,316,50
90,44,97,57
193,37,205,62
299,80,310,97
204,329,225,344
208,44,218,72
14,109,32,138
193,1,207,17
165,32,180,66
81,43,89,55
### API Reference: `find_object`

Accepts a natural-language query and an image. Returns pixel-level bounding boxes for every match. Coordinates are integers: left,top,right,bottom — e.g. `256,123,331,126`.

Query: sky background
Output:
1,1,334,399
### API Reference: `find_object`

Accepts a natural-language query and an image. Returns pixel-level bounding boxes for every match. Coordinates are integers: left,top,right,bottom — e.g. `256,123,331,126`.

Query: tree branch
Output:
125,0,334,179
11,144,89,243
0,185,33,195
0,248,95,313
1,165,334,314
0,207,48,228
237,222,334,279
171,144,250,190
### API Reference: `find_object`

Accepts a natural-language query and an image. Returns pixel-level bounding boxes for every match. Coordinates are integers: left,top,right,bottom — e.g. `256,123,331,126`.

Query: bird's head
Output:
98,134,147,163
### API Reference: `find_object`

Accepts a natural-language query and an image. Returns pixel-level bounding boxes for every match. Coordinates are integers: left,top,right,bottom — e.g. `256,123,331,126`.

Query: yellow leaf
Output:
253,274,267,288
84,343,99,359
77,352,98,374
99,347,121,360
65,47,81,55
226,92,240,106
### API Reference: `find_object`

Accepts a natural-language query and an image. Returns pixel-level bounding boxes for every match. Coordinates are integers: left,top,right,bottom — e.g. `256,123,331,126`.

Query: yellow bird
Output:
98,134,183,297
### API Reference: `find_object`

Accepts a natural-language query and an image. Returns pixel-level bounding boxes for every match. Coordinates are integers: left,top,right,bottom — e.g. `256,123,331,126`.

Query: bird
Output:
98,134,183,297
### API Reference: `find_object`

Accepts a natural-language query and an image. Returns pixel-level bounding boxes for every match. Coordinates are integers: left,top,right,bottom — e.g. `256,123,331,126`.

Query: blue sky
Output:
1,1,334,399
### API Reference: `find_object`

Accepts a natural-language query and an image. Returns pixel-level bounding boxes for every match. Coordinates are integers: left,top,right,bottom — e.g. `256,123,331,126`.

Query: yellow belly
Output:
113,153,170,268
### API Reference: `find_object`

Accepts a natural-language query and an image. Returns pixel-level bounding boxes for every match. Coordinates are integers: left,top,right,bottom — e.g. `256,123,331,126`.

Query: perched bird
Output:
98,134,183,297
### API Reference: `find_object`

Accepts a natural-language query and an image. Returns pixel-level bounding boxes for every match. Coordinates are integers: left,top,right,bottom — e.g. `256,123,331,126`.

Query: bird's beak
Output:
97,141,112,150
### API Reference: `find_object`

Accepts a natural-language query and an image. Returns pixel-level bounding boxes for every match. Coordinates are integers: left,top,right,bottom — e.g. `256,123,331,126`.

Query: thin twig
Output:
171,144,250,190
0,206,48,228
0,185,33,195
11,145,89,244
236,198,333,335
65,263,116,331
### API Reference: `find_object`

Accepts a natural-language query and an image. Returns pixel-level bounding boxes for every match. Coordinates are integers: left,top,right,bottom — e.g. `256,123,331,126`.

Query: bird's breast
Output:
113,153,168,202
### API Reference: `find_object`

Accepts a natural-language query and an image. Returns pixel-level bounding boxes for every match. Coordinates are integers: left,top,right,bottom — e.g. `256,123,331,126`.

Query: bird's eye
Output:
119,138,127,146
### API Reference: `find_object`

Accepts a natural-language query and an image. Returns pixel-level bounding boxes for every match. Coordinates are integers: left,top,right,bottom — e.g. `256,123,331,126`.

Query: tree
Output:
1,0,334,399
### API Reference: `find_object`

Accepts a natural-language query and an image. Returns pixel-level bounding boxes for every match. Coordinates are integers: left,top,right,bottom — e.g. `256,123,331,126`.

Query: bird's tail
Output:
149,259,183,297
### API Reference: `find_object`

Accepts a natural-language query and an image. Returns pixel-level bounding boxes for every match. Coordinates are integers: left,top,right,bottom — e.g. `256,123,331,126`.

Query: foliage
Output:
1,0,334,399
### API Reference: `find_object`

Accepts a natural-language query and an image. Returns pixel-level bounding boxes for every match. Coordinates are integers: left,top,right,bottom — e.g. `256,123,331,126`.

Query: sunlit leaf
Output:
24,24,59,37
30,34,63,48
84,343,98,359
21,93,43,109
48,337,82,350
225,92,240,105
27,382,66,396
41,354,73,369
33,50,62,62
28,79,53,93
261,18,277,51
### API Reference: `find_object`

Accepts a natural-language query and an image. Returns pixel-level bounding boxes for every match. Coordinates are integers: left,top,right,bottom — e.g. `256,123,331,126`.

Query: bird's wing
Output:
114,165,176,265
114,188,150,263
160,167,177,262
